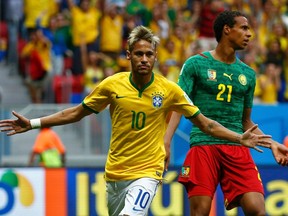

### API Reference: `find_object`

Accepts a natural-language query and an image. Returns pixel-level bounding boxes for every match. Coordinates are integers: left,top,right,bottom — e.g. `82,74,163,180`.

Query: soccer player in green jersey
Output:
0,25,272,216
164,11,288,216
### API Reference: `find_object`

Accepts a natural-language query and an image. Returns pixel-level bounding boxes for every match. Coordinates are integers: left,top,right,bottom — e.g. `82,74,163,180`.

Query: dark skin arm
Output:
242,108,288,166
164,111,275,171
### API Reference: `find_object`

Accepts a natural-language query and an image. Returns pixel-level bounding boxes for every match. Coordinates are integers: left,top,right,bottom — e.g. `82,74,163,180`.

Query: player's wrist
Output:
30,118,41,129
236,134,242,144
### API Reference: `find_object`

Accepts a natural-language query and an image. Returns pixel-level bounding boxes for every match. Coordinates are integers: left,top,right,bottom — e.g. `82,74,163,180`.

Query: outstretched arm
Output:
191,113,272,152
0,104,92,136
242,108,288,166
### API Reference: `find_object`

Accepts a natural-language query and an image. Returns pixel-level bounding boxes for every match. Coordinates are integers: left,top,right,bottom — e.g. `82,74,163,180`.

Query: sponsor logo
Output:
223,73,233,80
156,171,161,177
0,169,34,214
116,95,126,99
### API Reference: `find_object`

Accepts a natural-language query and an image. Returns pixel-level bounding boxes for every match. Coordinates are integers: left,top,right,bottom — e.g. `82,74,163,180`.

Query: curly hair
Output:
213,10,245,42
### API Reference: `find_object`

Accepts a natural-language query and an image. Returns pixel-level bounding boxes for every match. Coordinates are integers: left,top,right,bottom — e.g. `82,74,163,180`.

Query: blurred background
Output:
0,0,288,216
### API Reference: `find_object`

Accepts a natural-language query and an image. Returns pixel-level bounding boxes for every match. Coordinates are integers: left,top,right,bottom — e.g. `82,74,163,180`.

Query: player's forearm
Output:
164,112,182,142
31,106,86,129
204,120,242,143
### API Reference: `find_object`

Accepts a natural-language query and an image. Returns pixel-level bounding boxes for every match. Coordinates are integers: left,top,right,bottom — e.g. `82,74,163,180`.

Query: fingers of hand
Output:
0,127,14,132
279,159,288,166
277,158,288,166
260,135,272,139
248,124,258,132
254,146,263,153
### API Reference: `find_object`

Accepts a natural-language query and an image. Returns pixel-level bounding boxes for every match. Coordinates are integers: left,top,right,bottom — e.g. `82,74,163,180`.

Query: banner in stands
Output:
0,166,287,216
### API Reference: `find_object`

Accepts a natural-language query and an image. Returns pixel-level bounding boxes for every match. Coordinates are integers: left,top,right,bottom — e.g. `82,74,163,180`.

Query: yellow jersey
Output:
83,72,200,181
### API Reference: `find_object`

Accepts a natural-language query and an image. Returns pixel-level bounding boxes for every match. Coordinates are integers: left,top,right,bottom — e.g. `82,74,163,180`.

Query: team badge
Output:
152,92,164,108
180,166,190,177
238,74,247,85
207,69,217,81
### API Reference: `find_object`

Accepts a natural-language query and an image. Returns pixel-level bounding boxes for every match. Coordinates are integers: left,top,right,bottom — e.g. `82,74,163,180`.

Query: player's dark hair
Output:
127,25,160,51
213,10,245,42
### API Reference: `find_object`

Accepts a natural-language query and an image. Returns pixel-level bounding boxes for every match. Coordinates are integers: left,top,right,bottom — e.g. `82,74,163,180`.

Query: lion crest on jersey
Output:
152,93,164,108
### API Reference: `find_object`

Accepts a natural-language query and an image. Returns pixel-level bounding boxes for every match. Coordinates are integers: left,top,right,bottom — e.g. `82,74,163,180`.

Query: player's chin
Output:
138,68,151,75
236,45,246,51
242,42,249,48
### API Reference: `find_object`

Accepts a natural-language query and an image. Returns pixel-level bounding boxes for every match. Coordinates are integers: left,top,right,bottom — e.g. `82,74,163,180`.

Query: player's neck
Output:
131,73,152,89
212,45,236,64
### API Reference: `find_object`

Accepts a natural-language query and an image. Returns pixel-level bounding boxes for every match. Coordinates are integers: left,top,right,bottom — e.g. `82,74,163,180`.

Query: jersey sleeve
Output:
178,57,197,97
244,68,256,108
82,76,113,113
168,81,200,118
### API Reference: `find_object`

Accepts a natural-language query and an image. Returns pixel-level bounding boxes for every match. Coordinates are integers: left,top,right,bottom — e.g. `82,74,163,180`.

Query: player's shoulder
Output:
237,58,253,69
183,51,211,66
153,73,182,93
236,58,256,74
154,72,178,85
104,71,130,82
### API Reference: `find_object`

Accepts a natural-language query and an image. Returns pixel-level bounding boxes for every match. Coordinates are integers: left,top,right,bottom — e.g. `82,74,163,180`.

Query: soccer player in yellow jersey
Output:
0,26,272,216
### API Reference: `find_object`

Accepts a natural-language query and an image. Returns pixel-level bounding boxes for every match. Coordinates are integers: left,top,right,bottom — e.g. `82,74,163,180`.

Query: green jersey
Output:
83,72,200,181
178,51,256,146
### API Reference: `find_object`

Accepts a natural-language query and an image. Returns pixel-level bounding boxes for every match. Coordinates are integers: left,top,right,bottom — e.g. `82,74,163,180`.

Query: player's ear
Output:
126,50,131,60
224,24,230,35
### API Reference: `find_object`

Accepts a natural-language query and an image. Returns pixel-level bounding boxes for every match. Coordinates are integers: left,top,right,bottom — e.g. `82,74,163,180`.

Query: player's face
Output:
229,16,252,50
127,40,157,76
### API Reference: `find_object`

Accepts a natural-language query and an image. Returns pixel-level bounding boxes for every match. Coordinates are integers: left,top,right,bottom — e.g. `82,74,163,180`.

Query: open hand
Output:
0,111,31,136
240,124,272,153
271,142,288,166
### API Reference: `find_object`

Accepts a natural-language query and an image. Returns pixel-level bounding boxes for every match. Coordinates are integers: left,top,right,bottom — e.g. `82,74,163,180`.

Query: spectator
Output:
42,13,72,76
157,37,181,82
99,3,124,65
29,127,66,167
23,0,58,38
257,0,283,53
3,0,24,75
80,37,106,95
196,0,225,51
148,2,172,41
258,63,281,104
20,28,52,103
66,0,102,75
264,38,286,102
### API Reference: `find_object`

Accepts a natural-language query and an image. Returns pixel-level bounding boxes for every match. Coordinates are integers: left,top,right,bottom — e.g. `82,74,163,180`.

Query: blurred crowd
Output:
0,0,288,104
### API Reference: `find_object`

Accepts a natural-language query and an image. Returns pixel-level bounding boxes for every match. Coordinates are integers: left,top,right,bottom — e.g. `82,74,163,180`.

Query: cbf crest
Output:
152,92,164,108
207,69,217,81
